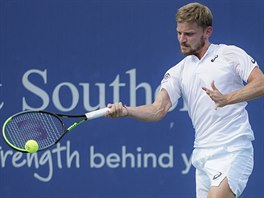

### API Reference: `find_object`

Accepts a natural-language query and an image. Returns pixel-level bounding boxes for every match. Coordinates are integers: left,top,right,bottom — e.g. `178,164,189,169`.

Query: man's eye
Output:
186,33,194,36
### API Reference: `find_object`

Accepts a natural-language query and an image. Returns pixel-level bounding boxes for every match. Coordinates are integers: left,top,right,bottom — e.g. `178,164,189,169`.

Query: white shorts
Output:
192,139,254,198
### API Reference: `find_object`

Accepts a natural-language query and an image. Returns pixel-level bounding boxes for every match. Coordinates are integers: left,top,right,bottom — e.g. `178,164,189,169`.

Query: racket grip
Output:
85,107,110,120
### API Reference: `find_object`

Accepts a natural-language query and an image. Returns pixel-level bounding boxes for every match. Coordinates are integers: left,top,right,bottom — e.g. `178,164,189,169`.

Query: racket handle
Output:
85,107,110,120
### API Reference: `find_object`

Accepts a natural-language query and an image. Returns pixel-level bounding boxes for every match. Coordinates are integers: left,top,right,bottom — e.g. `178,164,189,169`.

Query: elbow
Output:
260,78,264,96
151,94,172,121
261,87,264,97
154,111,166,122
154,106,170,122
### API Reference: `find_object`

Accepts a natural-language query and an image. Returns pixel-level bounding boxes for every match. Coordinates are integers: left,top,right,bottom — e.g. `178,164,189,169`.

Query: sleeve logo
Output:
161,73,171,83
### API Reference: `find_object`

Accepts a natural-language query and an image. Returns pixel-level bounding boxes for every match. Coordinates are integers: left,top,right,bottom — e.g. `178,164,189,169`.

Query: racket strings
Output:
4,112,64,150
5,113,38,149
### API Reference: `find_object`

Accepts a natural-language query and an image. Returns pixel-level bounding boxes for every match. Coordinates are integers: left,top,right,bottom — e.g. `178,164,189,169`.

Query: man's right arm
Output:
106,88,172,122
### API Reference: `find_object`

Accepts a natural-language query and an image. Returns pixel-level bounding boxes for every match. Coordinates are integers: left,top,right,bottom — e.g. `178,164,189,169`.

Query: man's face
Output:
177,22,210,57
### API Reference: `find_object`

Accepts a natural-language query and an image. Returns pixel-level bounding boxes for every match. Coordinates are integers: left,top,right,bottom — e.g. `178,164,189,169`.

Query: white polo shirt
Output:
161,44,257,148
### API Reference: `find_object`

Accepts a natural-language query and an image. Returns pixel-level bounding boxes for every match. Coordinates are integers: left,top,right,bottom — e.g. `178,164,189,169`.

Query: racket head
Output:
2,111,66,152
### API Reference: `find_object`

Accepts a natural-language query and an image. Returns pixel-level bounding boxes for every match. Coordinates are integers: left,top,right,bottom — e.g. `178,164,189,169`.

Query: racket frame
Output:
2,108,109,152
2,111,69,152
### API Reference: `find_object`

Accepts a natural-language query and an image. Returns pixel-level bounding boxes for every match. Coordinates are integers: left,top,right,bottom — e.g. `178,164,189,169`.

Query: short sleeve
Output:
160,64,183,106
223,45,258,82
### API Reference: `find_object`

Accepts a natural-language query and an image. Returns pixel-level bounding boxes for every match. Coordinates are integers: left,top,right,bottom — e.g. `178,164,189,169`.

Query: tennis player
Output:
106,2,264,198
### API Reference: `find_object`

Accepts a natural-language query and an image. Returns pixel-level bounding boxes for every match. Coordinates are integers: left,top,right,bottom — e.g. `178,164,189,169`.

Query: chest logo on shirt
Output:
211,55,219,62
213,172,222,180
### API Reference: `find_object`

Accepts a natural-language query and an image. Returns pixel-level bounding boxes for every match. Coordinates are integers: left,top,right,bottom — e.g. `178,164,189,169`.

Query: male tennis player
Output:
106,2,264,198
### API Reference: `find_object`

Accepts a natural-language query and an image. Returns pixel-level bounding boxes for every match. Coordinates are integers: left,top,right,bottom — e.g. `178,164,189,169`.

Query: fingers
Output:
202,86,211,95
202,81,223,110
106,102,128,118
211,80,218,91
202,81,218,96
202,81,218,94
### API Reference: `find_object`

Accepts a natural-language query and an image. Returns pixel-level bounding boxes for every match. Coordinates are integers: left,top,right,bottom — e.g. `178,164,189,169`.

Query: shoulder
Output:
216,44,253,64
166,58,186,75
220,44,248,56
161,58,188,84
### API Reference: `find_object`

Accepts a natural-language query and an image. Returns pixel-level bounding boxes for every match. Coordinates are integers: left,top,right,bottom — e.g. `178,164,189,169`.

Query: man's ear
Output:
205,26,213,38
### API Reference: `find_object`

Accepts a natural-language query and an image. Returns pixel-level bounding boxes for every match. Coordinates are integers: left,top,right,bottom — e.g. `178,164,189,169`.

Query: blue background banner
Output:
0,0,263,197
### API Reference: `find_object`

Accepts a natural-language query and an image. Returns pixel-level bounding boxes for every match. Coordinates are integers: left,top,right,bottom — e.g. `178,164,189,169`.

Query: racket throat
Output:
66,119,87,132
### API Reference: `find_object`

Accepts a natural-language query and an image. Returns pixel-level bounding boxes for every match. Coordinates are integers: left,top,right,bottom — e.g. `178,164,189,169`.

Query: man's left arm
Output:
202,66,264,109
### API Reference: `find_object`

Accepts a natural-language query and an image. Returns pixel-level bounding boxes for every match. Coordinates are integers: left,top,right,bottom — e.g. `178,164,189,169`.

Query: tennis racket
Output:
2,107,110,153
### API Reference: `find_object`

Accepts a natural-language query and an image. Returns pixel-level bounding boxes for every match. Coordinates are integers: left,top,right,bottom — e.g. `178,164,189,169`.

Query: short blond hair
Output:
176,2,213,29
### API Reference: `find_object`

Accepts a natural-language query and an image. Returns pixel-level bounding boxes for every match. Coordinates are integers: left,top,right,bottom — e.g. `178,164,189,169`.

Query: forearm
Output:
125,104,167,122
107,89,172,121
226,78,264,105
203,67,264,109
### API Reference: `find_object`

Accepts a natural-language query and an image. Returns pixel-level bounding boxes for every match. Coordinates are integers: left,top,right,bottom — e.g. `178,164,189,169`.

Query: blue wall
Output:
0,0,263,197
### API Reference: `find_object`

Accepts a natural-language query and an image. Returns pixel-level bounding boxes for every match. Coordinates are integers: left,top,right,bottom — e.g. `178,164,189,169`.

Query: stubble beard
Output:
180,36,205,56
